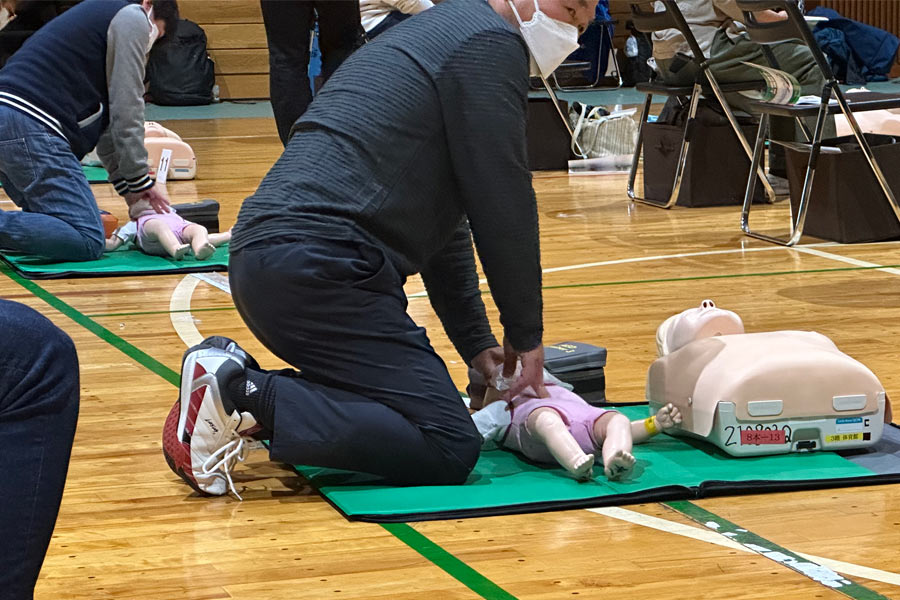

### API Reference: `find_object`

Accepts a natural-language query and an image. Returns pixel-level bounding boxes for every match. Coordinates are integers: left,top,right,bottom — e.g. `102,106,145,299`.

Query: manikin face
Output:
510,0,597,35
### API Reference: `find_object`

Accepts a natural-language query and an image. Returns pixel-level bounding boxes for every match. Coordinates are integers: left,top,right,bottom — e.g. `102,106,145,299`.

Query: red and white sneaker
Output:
163,337,260,499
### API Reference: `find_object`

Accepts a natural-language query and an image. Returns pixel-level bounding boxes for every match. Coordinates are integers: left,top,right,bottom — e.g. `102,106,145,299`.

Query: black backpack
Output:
146,19,215,106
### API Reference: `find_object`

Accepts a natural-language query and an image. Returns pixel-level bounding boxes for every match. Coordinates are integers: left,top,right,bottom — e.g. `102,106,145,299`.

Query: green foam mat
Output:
288,406,900,522
0,244,228,279
81,165,109,182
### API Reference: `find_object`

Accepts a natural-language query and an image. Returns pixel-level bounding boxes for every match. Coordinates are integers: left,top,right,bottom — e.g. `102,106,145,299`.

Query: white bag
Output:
569,105,638,159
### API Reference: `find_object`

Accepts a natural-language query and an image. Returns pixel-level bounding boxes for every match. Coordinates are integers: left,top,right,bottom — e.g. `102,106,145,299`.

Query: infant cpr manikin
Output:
144,122,197,180
647,301,886,456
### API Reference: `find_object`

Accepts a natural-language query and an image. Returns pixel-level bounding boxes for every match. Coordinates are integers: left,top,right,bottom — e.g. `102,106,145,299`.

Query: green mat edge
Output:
0,246,228,280
281,420,900,523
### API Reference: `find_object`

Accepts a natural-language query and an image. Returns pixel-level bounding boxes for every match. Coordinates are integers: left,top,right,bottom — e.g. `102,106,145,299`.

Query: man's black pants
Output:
230,234,482,485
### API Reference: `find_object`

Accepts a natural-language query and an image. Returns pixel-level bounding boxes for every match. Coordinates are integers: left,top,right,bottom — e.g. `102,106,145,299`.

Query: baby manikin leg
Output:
526,407,594,480
595,412,636,480
142,219,188,260
182,224,216,260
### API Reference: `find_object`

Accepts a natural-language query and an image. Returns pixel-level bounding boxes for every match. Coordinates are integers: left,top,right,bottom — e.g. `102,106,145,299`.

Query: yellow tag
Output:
825,433,864,443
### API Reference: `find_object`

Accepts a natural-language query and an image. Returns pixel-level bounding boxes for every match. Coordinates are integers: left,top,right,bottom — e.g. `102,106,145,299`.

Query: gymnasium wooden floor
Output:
4,115,900,599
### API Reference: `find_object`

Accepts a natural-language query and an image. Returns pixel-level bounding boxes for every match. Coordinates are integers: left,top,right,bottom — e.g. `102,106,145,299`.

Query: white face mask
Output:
146,8,160,53
508,0,580,79
0,7,15,31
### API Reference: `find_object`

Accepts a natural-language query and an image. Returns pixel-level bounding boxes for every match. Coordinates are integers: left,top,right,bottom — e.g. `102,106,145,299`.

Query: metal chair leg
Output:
742,103,829,246
834,88,900,225
539,78,586,158
703,71,776,203
630,84,702,209
627,93,654,201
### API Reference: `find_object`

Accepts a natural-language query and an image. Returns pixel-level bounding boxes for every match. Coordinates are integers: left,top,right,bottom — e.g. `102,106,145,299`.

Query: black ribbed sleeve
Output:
232,0,543,356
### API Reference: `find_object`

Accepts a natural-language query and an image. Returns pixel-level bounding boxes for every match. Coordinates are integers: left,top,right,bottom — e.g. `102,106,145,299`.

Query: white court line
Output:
589,507,900,587
170,275,204,347
473,241,842,285
190,272,231,293
793,246,900,276
168,253,900,586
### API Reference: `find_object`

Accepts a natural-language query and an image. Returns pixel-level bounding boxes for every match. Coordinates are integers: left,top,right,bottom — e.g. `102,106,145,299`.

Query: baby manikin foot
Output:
194,242,216,261
567,453,595,481
172,244,189,261
603,450,635,480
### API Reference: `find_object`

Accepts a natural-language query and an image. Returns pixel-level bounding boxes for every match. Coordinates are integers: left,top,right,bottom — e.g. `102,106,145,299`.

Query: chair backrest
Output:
629,0,706,63
734,0,836,81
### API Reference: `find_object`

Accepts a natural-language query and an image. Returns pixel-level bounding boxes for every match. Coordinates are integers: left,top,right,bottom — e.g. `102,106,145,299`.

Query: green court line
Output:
541,263,900,292
1,265,179,386
406,263,900,300
85,306,236,318
0,263,514,600
4,260,896,600
664,501,890,600
381,523,517,600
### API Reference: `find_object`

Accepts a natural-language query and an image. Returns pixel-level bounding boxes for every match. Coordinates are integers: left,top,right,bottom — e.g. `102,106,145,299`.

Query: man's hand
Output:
470,346,504,384
467,346,504,409
124,185,170,214
503,337,547,400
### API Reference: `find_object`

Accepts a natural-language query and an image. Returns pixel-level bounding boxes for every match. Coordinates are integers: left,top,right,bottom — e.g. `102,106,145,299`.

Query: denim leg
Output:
0,299,79,599
0,107,104,261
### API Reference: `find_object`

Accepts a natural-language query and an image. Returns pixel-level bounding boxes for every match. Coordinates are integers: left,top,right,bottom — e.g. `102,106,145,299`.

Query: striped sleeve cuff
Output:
111,178,129,195
111,175,153,196
126,174,154,193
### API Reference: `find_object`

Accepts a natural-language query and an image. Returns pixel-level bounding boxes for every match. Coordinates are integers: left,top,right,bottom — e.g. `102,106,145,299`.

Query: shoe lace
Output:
202,431,252,500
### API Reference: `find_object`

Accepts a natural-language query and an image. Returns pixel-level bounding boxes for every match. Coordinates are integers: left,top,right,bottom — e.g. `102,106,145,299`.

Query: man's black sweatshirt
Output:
232,0,542,363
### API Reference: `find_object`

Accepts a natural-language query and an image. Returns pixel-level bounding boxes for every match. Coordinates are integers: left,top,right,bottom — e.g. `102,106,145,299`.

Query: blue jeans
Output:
0,106,104,261
0,299,79,599
230,233,482,486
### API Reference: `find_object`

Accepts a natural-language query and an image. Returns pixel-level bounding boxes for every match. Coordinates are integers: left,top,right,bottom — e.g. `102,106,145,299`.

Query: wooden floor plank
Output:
2,115,898,600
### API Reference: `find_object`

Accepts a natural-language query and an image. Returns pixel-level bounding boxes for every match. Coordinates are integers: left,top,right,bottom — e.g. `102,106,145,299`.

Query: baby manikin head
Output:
656,299,744,356
127,198,155,220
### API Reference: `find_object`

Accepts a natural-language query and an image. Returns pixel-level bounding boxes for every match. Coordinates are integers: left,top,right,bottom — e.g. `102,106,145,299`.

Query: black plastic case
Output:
544,341,607,405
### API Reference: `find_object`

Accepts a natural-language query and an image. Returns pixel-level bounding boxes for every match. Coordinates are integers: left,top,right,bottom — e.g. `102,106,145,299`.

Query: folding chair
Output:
627,0,776,208
737,0,900,245
552,18,623,90
529,18,622,92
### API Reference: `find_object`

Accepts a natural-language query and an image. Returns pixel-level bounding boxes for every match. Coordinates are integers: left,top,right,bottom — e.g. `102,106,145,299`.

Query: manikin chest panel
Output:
647,330,885,456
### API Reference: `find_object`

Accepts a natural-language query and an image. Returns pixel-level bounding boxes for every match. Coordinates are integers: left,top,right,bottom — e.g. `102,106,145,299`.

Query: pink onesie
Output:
501,384,613,464
135,210,192,255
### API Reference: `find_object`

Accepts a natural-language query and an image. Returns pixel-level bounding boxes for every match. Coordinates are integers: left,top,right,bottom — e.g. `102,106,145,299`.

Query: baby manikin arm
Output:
630,403,682,444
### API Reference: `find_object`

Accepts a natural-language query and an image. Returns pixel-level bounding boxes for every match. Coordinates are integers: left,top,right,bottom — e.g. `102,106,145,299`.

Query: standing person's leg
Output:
0,106,104,260
0,300,79,599
260,0,314,146
164,235,482,494
314,0,362,81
